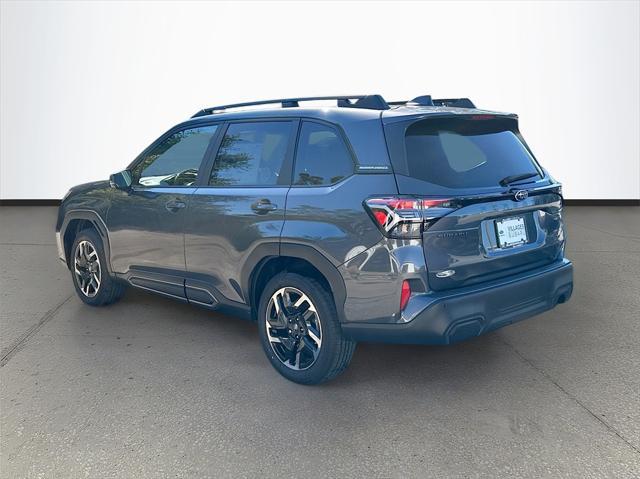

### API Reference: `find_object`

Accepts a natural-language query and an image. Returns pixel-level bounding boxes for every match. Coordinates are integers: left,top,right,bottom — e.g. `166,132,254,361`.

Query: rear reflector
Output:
400,280,411,310
364,197,456,238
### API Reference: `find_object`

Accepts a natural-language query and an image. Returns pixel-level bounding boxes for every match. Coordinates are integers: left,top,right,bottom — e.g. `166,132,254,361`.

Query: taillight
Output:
364,196,456,238
400,280,411,310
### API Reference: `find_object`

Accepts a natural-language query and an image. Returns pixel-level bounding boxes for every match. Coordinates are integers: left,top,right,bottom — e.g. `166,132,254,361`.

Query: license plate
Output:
495,216,528,248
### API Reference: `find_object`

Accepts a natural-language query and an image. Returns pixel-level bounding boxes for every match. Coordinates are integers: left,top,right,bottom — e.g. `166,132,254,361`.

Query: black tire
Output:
70,229,126,306
257,272,356,385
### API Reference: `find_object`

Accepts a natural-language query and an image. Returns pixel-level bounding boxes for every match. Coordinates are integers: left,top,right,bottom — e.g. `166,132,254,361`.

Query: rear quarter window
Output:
293,121,354,186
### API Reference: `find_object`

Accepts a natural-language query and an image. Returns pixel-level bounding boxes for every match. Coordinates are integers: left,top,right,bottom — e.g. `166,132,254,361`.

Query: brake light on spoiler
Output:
364,197,458,239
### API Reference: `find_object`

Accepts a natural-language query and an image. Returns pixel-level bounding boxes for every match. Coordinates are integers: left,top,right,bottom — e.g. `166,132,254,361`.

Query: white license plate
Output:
495,216,528,248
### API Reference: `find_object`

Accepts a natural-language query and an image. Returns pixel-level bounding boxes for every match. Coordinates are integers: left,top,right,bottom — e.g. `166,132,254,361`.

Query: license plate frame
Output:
495,216,528,249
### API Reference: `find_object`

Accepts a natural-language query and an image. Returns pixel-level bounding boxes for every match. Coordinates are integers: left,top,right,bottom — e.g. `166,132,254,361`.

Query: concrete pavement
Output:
1,206,639,478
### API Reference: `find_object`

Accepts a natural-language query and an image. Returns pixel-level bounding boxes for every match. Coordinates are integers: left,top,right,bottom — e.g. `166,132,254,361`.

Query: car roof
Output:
180,95,517,128
182,104,516,128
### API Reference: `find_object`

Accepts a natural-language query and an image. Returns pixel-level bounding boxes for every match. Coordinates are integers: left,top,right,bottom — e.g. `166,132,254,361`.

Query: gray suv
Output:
56,94,574,384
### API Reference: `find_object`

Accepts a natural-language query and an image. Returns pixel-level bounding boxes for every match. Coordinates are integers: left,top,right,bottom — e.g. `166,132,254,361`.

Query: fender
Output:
280,243,347,311
242,242,347,322
59,209,113,274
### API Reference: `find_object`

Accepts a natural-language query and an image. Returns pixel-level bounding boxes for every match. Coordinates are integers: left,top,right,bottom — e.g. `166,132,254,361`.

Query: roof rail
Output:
191,95,390,118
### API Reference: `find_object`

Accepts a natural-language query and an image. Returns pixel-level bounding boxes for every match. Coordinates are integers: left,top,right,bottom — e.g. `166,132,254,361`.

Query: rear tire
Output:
257,272,356,385
70,229,126,306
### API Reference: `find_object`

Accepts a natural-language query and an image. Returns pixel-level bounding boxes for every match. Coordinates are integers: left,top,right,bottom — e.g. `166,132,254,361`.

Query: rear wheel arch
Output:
247,244,347,322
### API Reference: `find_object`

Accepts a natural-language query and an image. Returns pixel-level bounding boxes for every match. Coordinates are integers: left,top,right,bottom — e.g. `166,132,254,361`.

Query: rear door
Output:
183,120,297,306
384,115,565,291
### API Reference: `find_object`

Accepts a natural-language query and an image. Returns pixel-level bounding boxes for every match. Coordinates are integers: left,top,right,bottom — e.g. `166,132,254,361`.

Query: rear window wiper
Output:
499,172,538,187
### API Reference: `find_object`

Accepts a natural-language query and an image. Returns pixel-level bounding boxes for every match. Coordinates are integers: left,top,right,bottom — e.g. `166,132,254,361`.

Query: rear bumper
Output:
341,258,573,345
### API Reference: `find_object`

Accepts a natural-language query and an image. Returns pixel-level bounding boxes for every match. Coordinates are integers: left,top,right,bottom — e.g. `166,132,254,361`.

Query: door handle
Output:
165,199,186,212
251,199,277,214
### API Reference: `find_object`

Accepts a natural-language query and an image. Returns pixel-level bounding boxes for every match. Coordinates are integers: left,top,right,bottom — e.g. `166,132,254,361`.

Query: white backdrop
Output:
1,1,639,200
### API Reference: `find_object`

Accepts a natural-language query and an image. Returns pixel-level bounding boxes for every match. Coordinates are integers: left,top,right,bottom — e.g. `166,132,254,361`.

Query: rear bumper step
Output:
341,258,573,345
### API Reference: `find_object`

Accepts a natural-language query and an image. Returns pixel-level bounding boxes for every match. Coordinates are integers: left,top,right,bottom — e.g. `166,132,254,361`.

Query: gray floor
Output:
1,206,639,478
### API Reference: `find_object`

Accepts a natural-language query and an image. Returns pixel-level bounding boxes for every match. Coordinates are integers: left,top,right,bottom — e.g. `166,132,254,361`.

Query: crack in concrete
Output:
498,336,640,456
0,295,73,367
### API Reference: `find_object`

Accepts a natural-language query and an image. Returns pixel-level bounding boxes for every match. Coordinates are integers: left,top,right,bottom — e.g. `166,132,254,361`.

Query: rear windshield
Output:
404,118,540,188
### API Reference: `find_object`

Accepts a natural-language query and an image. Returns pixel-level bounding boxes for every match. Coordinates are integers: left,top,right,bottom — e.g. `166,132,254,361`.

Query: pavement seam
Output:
567,250,640,253
498,337,640,456
0,295,73,367
564,220,640,243
0,243,57,246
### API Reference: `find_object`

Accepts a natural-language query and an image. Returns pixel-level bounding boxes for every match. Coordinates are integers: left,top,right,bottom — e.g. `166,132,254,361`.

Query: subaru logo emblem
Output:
436,269,456,278
514,190,528,201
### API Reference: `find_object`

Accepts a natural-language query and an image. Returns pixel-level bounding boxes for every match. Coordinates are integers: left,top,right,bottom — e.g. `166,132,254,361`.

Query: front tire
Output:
70,229,126,306
257,273,355,385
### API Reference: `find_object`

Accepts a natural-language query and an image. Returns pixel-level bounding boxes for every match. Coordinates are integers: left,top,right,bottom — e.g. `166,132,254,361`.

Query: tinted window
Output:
209,122,291,186
293,122,353,186
132,125,218,187
404,118,539,188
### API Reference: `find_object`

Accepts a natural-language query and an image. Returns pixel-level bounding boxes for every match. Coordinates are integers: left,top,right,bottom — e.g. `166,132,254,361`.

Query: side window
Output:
209,122,292,186
131,125,218,187
293,122,353,186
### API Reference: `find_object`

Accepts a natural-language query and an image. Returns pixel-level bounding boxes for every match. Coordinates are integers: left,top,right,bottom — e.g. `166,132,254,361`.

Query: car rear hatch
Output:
382,112,565,291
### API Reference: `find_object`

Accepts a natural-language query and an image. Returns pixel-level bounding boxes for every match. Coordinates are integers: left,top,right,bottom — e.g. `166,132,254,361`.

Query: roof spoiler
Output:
388,96,476,109
431,98,476,108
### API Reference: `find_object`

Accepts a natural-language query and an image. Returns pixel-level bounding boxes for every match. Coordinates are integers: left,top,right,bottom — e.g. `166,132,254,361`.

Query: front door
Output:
107,124,220,297
183,120,296,306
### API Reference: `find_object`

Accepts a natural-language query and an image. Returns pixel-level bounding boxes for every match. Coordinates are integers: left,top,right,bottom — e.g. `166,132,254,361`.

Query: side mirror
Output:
110,170,132,190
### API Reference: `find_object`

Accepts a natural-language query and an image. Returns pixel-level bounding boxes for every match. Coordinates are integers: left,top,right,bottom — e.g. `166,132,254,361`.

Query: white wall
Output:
1,0,639,200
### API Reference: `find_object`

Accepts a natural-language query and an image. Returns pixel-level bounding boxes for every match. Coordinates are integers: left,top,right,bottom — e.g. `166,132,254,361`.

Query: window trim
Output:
126,121,224,190
200,118,299,189
289,119,357,188
126,116,359,190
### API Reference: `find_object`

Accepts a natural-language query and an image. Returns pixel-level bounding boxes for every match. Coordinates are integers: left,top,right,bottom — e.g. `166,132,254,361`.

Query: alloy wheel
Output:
265,286,322,370
74,240,102,298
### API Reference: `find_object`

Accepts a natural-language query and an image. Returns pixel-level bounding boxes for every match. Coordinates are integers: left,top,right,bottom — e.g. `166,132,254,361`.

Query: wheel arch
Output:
245,243,347,322
60,210,112,273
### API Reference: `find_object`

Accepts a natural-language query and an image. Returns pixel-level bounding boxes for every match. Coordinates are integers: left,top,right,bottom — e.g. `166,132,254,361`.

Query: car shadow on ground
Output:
81,287,512,392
